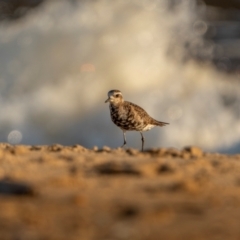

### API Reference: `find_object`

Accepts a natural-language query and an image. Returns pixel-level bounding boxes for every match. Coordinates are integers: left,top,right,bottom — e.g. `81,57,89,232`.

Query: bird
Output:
105,89,169,151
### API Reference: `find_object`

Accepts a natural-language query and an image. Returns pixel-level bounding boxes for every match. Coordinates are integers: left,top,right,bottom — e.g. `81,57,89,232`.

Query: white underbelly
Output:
142,124,155,131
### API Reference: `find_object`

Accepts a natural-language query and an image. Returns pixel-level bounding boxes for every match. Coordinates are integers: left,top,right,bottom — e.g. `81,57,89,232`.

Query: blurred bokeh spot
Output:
7,130,22,144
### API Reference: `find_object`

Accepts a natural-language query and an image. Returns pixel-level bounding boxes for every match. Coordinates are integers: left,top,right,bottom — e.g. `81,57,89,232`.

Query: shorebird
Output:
105,89,169,151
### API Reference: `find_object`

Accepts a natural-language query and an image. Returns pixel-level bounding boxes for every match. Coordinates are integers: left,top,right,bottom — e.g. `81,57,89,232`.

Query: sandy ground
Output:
0,144,240,240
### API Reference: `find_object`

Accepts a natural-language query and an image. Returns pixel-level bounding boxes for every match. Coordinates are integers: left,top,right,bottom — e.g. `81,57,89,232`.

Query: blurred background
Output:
0,0,239,153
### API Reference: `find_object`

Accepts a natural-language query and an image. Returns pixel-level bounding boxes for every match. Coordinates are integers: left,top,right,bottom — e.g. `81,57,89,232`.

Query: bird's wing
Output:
126,101,150,118
127,101,169,126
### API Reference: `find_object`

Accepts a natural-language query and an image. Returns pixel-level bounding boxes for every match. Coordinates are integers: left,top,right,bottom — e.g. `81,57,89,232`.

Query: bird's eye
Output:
115,94,119,98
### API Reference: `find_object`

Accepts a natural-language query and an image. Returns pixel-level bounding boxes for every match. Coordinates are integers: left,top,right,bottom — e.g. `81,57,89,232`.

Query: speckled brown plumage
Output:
105,90,169,151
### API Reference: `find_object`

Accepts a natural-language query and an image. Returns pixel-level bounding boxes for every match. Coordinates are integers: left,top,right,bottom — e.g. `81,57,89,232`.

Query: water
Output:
0,0,240,153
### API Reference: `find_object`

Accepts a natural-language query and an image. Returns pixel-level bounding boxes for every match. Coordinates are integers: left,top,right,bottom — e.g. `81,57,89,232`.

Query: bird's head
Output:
105,90,124,105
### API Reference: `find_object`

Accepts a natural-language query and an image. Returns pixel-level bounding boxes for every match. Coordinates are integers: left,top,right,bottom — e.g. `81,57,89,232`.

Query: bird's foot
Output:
121,141,127,149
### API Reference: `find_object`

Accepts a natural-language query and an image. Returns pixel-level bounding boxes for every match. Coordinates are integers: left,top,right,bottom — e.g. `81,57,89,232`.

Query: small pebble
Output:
93,146,98,151
48,144,63,152
183,146,203,158
126,148,139,156
102,146,111,152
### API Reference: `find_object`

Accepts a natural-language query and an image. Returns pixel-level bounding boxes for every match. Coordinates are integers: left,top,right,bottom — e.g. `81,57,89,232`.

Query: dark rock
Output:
157,164,174,174
95,162,140,176
118,205,139,219
0,180,34,196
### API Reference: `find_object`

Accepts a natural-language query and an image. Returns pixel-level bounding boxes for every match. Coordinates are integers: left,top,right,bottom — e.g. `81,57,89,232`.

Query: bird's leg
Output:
121,130,127,148
140,132,144,151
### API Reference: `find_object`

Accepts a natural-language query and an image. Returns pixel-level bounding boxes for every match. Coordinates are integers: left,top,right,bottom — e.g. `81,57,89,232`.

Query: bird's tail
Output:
151,119,169,127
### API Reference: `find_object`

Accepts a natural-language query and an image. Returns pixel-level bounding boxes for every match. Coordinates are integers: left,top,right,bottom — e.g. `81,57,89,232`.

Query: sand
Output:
0,143,240,240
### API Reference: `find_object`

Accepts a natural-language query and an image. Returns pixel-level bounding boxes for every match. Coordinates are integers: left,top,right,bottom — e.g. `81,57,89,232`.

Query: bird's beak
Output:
105,97,110,103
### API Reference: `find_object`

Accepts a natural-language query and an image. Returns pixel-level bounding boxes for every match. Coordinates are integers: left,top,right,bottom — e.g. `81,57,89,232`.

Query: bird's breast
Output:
109,105,128,121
